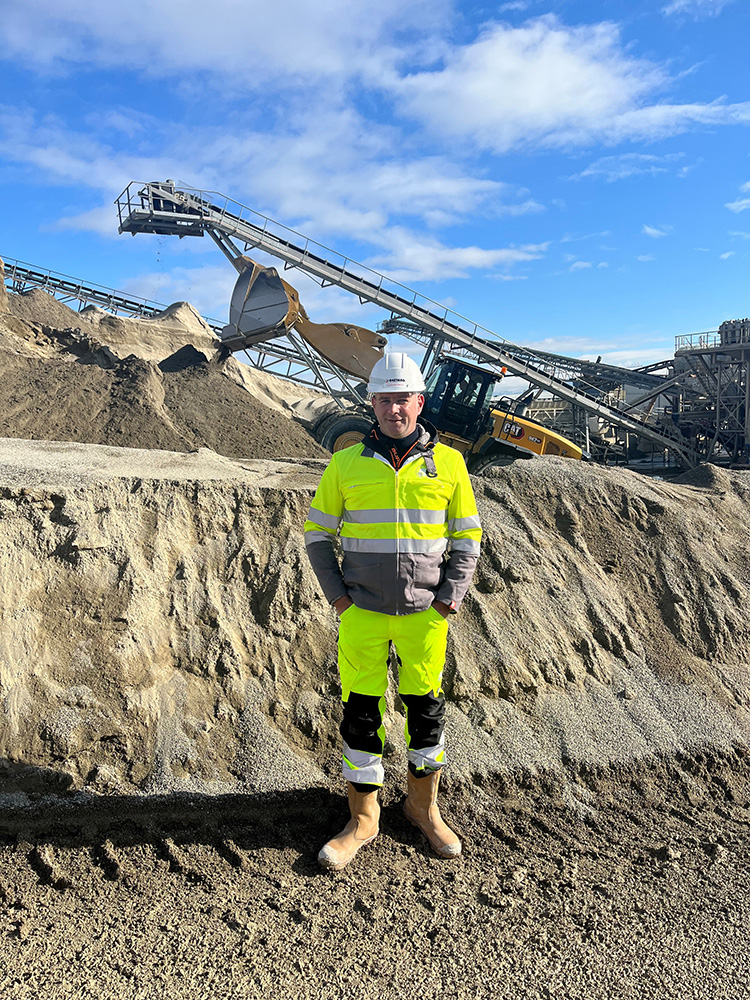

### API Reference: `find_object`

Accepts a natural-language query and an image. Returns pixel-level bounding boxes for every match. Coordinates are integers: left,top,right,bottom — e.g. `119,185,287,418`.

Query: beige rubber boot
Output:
318,783,380,871
403,770,461,858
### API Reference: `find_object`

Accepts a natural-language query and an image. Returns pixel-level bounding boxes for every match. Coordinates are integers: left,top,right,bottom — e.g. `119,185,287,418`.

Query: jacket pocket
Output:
426,604,449,624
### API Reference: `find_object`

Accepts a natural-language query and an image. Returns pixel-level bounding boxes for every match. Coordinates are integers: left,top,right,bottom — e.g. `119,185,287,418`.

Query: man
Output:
304,352,482,870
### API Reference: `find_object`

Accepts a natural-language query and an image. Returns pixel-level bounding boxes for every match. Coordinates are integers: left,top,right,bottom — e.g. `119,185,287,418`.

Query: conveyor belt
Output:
116,181,702,466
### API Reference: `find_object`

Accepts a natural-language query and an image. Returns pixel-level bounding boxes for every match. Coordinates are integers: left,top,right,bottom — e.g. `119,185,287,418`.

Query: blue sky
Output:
1,0,749,369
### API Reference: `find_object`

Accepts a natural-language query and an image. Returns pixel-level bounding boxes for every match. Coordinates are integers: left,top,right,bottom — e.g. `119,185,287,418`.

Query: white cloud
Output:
597,262,609,268
390,16,750,152
560,230,610,243
239,113,541,236
642,224,672,238
726,197,750,213
638,255,656,262
523,335,673,369
569,260,592,271
0,104,541,281
729,231,750,239
719,251,735,259
366,231,550,282
3,6,750,185
0,106,193,194
51,204,121,237
595,346,674,367
0,0,446,90
662,0,734,18
572,153,685,182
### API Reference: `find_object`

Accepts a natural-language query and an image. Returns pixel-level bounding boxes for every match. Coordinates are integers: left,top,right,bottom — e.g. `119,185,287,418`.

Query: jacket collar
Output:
363,419,438,470
365,418,438,451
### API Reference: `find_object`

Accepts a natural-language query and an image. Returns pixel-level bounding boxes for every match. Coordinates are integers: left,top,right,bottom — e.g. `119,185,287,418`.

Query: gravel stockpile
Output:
0,285,327,461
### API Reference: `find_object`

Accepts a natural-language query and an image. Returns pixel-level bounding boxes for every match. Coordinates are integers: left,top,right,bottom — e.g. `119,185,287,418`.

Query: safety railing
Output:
675,331,721,352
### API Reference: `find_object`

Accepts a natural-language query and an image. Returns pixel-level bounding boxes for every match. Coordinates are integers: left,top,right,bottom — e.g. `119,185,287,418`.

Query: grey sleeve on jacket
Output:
305,539,348,606
436,551,479,611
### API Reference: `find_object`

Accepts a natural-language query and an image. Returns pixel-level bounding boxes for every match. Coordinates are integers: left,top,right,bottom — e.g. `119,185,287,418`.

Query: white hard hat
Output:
367,352,426,393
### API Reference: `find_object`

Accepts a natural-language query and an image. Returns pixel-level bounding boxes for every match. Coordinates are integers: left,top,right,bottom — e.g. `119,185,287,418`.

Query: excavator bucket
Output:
221,255,386,381
223,257,298,347
295,315,386,381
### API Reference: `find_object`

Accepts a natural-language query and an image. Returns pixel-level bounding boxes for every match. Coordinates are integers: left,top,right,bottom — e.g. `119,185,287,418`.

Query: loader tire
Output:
469,453,517,476
317,414,372,453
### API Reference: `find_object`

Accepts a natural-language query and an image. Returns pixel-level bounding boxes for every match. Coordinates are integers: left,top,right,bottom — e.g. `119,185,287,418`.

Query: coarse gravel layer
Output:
1,747,749,999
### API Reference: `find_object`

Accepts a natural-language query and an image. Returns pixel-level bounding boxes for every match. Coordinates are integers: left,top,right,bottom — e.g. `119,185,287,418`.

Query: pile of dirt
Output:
0,284,327,462
0,440,747,796
5,285,218,363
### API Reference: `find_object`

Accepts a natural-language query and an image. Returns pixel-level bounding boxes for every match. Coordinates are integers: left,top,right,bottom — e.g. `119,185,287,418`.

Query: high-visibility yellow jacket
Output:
304,422,481,616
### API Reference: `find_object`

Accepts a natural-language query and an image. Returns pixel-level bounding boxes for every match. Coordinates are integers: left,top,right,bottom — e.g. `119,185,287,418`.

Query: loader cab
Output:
422,358,497,441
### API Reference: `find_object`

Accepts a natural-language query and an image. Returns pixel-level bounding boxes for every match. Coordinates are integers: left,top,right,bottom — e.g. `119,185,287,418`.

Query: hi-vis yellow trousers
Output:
337,604,449,786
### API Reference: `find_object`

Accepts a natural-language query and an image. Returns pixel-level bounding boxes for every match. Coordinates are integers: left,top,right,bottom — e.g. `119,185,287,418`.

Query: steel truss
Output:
675,322,750,462
1,255,172,318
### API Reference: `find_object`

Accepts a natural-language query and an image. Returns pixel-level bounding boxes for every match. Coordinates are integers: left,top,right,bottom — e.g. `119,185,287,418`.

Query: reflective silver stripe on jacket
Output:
342,743,384,785
340,537,448,554
304,530,335,546
448,538,481,554
308,507,341,531
343,507,447,525
408,743,446,773
448,515,482,532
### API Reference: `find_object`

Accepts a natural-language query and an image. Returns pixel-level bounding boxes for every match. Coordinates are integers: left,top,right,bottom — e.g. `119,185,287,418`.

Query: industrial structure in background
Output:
3,178,747,470
198,249,585,468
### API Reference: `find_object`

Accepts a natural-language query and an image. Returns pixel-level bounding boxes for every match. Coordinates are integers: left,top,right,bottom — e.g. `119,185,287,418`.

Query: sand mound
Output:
0,440,747,800
5,286,99,334
0,288,327,461
222,355,337,426
78,300,220,362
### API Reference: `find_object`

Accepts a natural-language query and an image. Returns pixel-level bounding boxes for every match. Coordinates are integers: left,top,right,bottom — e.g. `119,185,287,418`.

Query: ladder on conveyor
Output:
113,181,703,467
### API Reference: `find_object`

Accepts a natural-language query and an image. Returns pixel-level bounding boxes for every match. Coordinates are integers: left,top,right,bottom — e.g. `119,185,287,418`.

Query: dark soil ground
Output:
1,746,749,1000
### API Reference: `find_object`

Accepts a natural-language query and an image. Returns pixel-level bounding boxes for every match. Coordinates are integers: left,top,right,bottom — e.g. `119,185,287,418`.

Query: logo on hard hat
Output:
367,351,426,393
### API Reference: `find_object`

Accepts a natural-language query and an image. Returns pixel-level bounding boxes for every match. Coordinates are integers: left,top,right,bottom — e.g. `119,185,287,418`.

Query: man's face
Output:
372,391,425,439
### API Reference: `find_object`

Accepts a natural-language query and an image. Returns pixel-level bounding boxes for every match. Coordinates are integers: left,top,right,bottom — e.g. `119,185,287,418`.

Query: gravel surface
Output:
1,748,749,1000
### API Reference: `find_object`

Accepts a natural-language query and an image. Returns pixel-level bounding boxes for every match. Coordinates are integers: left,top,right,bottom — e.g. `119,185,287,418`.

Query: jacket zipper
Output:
394,465,400,615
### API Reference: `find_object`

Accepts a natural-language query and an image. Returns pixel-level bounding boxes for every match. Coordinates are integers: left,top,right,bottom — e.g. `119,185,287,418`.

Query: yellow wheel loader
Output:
224,257,583,470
